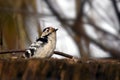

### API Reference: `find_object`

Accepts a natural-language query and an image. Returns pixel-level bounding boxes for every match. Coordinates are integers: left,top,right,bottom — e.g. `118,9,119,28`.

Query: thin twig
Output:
0,50,25,54
44,0,70,26
81,32,120,59
111,0,120,32
54,51,74,59
0,50,74,59
85,15,120,40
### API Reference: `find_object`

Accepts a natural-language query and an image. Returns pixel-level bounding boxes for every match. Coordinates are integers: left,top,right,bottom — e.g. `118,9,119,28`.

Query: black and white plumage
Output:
23,27,58,58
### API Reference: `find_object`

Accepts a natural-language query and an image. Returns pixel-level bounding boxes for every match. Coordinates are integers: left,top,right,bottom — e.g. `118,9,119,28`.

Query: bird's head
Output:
41,27,58,38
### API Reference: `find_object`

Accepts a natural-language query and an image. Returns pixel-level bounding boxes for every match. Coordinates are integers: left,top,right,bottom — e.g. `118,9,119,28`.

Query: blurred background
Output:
0,0,120,59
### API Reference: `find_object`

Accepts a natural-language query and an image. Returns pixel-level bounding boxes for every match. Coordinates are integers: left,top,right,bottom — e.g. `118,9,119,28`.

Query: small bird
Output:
23,27,58,58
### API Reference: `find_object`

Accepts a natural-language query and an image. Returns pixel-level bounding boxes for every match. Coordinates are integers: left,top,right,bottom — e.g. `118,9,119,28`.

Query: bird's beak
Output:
55,29,58,32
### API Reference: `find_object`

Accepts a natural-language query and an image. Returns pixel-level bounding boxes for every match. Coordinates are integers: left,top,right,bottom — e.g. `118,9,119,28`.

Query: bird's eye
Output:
46,29,49,32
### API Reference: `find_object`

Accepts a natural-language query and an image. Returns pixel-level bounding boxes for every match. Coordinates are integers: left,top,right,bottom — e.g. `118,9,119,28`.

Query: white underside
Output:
33,34,56,58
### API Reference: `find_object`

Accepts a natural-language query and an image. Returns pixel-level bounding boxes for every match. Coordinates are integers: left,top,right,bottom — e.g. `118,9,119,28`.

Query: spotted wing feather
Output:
23,37,48,58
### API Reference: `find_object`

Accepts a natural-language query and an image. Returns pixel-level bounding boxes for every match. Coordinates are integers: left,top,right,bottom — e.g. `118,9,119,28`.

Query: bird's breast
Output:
33,39,56,58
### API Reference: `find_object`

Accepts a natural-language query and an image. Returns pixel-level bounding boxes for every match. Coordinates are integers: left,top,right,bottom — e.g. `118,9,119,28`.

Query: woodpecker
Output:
23,27,58,58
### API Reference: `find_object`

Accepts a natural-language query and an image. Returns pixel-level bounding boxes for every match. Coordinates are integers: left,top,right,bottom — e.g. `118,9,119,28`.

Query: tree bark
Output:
0,58,119,80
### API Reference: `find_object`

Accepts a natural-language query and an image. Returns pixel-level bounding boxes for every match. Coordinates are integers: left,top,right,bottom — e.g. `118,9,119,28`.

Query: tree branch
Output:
0,50,74,59
86,16,120,40
0,50,25,54
81,32,120,59
111,0,120,32
44,0,70,26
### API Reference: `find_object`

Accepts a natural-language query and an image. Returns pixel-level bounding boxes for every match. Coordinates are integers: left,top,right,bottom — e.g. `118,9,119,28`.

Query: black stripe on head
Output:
36,37,48,43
